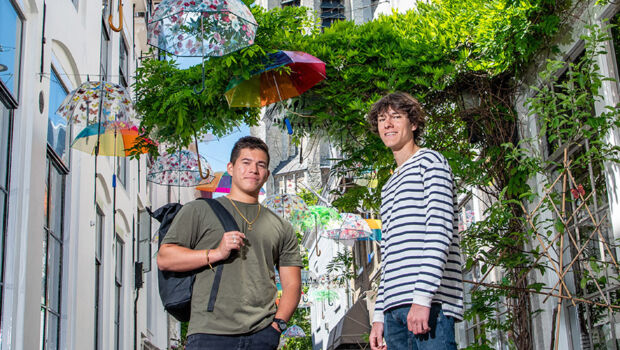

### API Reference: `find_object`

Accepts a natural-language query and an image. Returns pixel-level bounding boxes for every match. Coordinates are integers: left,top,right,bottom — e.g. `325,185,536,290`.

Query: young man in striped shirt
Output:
368,92,464,350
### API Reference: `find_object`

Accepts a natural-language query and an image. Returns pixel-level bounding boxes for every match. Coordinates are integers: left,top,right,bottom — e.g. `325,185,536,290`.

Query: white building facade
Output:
0,0,172,349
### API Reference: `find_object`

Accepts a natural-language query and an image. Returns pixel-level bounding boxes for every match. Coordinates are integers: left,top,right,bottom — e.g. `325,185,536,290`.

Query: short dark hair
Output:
367,92,426,144
230,136,270,166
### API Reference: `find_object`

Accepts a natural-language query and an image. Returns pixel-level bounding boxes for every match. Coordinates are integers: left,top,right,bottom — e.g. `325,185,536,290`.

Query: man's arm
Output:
157,230,246,272
408,156,455,334
272,266,301,331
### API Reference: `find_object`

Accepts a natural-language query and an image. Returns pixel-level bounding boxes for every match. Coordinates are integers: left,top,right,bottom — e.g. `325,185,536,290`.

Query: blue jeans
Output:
185,324,281,350
384,303,456,350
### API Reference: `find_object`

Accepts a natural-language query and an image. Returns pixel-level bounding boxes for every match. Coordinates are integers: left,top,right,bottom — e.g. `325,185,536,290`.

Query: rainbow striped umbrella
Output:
225,51,326,107
196,171,265,194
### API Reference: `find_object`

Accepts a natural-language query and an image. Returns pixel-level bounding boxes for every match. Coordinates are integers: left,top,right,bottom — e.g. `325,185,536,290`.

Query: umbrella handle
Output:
108,0,123,32
194,132,211,180
315,218,322,256
193,60,206,94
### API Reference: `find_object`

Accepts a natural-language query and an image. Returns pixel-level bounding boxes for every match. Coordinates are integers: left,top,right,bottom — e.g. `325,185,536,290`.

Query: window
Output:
0,0,23,98
41,155,66,350
94,207,104,350
100,23,110,81
137,209,151,272
119,37,128,88
281,0,300,6
320,0,345,28
114,234,124,350
48,69,70,165
116,156,127,186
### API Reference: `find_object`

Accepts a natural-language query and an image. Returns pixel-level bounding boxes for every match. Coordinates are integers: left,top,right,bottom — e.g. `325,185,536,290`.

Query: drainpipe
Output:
40,2,46,82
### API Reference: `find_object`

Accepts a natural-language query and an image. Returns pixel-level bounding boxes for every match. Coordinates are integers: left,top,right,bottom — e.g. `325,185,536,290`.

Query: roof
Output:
326,298,371,350
272,154,307,176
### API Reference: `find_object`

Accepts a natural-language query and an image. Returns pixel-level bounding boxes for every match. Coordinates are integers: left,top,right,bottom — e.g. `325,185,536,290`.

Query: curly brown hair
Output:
367,92,426,144
230,136,270,166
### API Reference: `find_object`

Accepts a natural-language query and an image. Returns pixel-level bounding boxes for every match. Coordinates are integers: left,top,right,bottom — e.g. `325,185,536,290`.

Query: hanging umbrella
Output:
56,81,134,125
282,325,306,338
311,289,339,303
195,171,265,194
262,193,308,220
290,205,340,233
360,218,382,241
147,150,214,187
298,291,312,308
225,50,326,108
148,0,258,93
56,80,137,227
71,120,154,156
321,213,373,241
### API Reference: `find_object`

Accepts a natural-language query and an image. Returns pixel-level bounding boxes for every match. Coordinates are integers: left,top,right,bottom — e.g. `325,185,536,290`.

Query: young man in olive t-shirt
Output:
157,136,303,350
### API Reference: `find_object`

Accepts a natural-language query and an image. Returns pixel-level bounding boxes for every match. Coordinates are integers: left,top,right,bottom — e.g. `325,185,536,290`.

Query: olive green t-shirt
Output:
161,197,303,335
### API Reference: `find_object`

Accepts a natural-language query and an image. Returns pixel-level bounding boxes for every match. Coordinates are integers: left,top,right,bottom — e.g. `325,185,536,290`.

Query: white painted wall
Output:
1,0,172,349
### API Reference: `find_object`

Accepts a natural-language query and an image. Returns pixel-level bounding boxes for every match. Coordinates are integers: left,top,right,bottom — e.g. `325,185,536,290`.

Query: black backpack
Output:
148,198,238,322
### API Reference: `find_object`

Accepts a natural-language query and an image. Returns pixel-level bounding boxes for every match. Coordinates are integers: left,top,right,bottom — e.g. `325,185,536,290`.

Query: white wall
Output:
1,0,171,348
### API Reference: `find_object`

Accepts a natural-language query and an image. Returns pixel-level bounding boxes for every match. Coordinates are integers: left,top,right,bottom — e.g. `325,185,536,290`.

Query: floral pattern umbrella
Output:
71,120,153,156
321,213,373,241
290,205,340,233
56,81,134,125
148,0,257,57
262,194,308,220
282,325,306,338
147,150,214,186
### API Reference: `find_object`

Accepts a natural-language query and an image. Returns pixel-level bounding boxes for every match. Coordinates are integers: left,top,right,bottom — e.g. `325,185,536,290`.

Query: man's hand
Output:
407,303,430,335
370,322,387,350
213,230,246,261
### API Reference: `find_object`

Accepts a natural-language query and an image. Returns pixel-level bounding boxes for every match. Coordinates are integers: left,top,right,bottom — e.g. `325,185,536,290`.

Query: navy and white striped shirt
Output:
373,149,464,322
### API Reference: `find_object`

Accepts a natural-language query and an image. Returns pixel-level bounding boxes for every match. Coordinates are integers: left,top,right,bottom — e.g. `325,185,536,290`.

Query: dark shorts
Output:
185,324,281,350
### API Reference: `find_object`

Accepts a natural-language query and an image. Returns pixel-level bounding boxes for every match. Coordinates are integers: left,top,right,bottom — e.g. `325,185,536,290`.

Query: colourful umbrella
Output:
148,0,257,93
147,150,214,187
262,193,308,220
56,81,134,125
359,218,382,241
71,120,153,156
290,205,340,233
311,289,339,303
224,51,326,107
195,171,265,194
282,325,306,338
321,213,373,241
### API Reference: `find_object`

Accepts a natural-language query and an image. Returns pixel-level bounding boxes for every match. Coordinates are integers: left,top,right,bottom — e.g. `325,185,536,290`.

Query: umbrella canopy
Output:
291,205,340,233
195,171,265,194
360,218,382,241
311,289,339,302
147,150,214,186
262,193,308,220
56,81,134,125
282,325,306,338
321,213,373,241
148,0,257,57
225,50,326,107
71,120,152,157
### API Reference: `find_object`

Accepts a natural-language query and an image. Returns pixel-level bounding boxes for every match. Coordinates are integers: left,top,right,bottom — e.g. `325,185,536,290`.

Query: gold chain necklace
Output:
226,196,261,231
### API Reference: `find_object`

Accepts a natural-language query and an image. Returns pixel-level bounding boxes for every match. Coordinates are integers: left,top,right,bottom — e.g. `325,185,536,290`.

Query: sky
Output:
199,125,250,173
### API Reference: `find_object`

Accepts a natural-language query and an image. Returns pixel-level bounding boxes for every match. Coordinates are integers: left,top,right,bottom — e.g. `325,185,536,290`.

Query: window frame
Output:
40,147,67,350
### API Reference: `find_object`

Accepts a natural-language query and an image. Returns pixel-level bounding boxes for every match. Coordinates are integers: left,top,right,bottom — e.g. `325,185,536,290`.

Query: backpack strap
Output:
197,198,239,312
